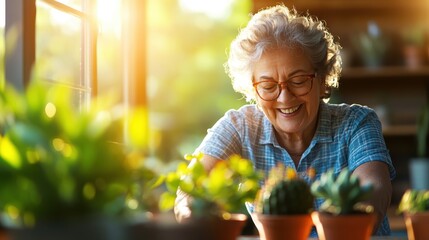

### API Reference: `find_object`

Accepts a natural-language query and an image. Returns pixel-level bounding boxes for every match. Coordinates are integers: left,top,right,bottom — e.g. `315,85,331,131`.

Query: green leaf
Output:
159,192,176,211
0,136,22,168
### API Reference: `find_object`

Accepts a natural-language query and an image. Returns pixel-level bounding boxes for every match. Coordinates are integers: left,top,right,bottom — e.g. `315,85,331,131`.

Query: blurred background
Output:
2,0,429,234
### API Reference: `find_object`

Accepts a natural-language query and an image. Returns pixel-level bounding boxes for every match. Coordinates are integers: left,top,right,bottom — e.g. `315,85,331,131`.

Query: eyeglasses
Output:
253,73,316,101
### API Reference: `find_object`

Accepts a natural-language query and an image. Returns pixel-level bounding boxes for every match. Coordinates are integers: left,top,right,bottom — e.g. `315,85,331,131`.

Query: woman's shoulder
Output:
321,103,379,133
221,104,266,132
324,102,375,120
224,104,264,119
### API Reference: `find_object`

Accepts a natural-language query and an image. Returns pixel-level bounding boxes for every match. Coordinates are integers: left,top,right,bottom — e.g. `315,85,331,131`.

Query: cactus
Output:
262,178,314,215
255,163,314,215
311,168,374,215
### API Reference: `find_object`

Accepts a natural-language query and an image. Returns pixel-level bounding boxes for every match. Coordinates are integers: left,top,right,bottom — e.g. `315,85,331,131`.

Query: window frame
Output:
4,0,148,146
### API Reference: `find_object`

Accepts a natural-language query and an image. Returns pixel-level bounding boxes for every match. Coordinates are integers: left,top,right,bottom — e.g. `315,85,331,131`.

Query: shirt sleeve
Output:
347,107,396,180
194,109,243,160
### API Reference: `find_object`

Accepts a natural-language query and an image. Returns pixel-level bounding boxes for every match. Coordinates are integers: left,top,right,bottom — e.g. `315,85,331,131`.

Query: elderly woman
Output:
175,5,396,237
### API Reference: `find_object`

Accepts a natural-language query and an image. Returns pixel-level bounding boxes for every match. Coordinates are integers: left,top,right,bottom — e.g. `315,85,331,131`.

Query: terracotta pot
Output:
404,211,429,240
0,226,9,240
8,217,126,240
403,45,424,69
251,213,313,240
142,213,247,240
311,211,376,240
213,213,248,240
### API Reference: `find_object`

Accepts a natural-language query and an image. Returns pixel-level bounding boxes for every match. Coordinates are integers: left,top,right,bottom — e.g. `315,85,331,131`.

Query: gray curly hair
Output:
225,5,342,102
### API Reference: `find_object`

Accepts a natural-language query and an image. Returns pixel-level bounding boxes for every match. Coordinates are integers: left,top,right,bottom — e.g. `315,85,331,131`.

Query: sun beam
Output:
179,0,234,19
97,0,121,36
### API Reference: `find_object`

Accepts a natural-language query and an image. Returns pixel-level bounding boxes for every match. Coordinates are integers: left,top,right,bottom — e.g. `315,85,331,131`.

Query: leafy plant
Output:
159,153,262,219
311,168,374,215
0,82,160,227
254,163,314,215
402,27,426,47
398,189,429,214
416,104,429,158
353,21,389,68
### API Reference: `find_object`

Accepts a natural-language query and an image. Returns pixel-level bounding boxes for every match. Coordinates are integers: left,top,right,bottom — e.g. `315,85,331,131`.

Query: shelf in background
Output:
342,66,429,80
253,0,429,14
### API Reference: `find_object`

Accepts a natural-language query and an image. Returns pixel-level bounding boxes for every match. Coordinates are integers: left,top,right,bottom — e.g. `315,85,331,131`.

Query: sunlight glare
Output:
97,0,121,36
0,0,4,28
179,0,234,19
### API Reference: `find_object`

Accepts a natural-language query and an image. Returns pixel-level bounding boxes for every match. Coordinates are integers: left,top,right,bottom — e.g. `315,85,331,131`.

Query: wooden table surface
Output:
238,236,408,240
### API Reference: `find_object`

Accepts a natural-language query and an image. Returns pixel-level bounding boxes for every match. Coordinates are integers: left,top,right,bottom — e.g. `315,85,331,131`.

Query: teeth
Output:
280,106,299,114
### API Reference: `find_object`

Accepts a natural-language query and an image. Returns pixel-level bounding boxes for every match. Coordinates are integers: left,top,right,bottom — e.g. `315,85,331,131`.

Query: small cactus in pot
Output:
310,168,376,240
252,163,314,240
310,168,374,215
255,164,314,215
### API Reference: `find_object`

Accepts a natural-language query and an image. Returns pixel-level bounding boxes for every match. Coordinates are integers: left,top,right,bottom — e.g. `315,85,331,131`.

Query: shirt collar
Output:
258,101,333,145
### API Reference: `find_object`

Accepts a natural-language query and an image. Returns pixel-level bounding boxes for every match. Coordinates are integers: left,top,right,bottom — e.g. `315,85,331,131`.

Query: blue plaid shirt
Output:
195,102,396,236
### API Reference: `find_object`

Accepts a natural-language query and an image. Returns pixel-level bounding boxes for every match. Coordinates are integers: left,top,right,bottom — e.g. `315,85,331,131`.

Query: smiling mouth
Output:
279,105,300,114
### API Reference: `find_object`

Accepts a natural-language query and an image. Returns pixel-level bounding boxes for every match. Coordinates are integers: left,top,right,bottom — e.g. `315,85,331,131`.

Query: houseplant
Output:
310,168,376,240
397,189,429,240
159,152,262,240
0,82,160,240
401,27,426,68
353,21,389,68
410,103,429,190
251,163,314,240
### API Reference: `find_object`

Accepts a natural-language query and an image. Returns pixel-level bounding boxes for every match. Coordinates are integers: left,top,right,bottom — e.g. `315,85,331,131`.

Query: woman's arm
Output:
173,154,222,222
353,161,392,233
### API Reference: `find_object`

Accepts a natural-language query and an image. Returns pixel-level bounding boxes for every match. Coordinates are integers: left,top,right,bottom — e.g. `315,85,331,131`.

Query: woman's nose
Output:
277,84,295,101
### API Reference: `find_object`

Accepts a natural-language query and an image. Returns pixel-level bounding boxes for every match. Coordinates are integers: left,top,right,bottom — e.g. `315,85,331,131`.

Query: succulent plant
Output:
254,163,314,215
310,168,374,215
398,189,429,214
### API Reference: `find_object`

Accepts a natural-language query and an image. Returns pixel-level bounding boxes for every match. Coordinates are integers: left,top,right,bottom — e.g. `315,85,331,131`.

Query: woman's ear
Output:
319,78,331,99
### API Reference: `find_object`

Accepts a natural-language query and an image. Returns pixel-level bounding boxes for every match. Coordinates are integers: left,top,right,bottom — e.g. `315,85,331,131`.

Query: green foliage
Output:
254,164,314,215
398,189,429,214
159,153,262,218
353,22,389,67
311,168,374,215
417,104,429,158
146,0,252,161
402,27,426,46
0,82,160,227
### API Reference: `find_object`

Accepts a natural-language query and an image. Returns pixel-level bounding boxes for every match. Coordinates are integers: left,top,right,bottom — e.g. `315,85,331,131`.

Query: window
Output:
4,0,125,110
2,0,252,163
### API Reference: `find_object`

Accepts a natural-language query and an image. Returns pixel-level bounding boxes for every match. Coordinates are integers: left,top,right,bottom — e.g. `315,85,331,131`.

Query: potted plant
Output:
310,168,376,240
397,189,429,240
410,103,429,190
159,153,262,240
0,82,160,240
251,163,314,240
401,27,426,68
353,21,389,68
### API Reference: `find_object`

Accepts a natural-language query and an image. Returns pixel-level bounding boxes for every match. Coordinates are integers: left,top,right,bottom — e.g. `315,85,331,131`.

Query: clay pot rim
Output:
404,211,429,217
252,212,312,218
311,211,376,217
221,213,248,221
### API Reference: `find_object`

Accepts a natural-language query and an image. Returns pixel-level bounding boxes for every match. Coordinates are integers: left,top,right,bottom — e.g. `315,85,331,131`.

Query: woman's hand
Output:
173,154,222,222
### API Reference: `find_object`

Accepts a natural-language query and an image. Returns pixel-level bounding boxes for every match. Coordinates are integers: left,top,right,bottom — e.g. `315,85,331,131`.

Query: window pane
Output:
0,0,4,86
35,2,87,107
97,0,122,104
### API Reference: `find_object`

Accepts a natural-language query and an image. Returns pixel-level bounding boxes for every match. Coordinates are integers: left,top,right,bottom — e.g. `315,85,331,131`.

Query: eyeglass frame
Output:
252,73,317,101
